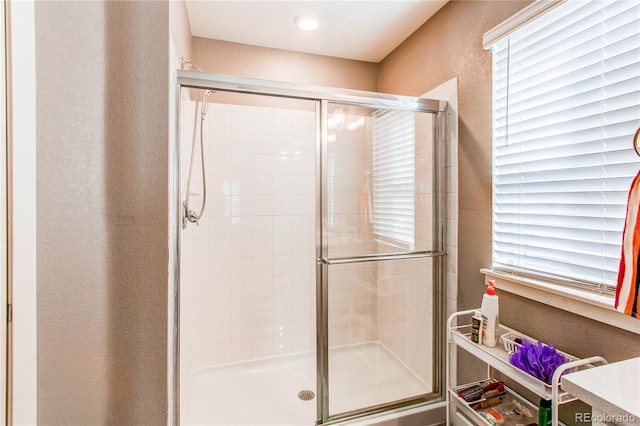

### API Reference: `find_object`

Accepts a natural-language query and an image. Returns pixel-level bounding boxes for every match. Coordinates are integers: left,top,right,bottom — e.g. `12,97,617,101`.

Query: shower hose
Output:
183,89,212,228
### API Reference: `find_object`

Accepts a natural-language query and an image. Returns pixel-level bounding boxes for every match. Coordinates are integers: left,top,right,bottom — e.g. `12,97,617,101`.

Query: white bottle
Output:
481,280,499,347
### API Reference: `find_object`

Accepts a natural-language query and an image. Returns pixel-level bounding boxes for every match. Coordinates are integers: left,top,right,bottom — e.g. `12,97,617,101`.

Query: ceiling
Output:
185,1,449,63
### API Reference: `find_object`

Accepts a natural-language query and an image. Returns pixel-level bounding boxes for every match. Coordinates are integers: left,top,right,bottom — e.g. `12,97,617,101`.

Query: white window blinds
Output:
491,0,640,292
372,109,415,249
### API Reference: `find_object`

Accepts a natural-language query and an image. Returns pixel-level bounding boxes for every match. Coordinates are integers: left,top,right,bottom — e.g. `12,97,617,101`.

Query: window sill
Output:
481,268,640,335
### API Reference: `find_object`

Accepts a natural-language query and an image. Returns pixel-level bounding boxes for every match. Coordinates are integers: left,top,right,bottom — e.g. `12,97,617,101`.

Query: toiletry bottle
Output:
481,280,499,347
538,398,552,426
471,310,483,344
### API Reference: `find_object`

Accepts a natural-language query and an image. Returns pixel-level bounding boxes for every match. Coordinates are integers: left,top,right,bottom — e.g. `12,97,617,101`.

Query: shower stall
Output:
172,71,447,425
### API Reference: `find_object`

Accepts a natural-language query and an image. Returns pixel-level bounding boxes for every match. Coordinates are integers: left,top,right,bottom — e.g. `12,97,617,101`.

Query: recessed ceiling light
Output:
295,15,318,31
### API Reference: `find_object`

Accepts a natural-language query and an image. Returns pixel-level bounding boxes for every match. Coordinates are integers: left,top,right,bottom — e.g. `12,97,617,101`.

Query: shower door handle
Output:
319,250,445,265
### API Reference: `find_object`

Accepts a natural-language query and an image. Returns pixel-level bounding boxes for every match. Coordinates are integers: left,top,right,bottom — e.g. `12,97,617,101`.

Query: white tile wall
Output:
180,100,317,386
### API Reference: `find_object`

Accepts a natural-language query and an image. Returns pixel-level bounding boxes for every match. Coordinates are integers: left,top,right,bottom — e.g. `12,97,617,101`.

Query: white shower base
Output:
182,342,431,425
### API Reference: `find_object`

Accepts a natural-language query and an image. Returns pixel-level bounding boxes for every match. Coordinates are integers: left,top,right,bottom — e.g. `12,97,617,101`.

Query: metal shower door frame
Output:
317,99,447,424
172,70,448,425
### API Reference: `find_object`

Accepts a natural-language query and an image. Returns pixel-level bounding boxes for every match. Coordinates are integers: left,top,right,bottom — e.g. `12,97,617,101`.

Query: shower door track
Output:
172,70,448,426
175,70,446,112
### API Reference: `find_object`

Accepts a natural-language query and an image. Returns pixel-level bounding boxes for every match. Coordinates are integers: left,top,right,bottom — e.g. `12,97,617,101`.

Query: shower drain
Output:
297,390,315,401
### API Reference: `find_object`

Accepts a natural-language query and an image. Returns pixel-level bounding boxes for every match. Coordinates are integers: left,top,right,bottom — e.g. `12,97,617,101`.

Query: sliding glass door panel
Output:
324,103,438,261
326,257,435,417
320,102,442,420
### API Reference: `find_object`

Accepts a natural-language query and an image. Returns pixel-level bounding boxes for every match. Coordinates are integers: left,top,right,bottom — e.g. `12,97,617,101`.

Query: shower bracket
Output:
182,201,200,228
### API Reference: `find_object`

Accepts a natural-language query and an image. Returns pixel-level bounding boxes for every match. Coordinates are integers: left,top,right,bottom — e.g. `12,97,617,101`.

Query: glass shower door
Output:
179,89,319,425
318,101,444,420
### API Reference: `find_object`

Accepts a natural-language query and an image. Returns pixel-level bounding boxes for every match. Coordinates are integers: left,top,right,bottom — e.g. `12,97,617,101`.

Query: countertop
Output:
561,357,640,421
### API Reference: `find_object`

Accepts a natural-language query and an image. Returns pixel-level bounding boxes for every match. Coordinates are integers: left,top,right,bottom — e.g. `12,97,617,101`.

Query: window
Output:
489,0,640,294
372,109,415,249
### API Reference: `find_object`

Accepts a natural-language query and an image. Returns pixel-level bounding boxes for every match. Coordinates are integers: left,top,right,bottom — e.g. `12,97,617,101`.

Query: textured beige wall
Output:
36,1,170,423
170,0,192,63
192,37,378,91
378,0,640,409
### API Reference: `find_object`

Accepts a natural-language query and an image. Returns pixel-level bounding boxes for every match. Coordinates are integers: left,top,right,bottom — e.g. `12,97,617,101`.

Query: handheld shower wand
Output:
183,88,214,228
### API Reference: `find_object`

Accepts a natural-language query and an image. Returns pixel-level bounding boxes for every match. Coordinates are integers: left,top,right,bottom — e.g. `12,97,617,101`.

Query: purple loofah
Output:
509,340,567,385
